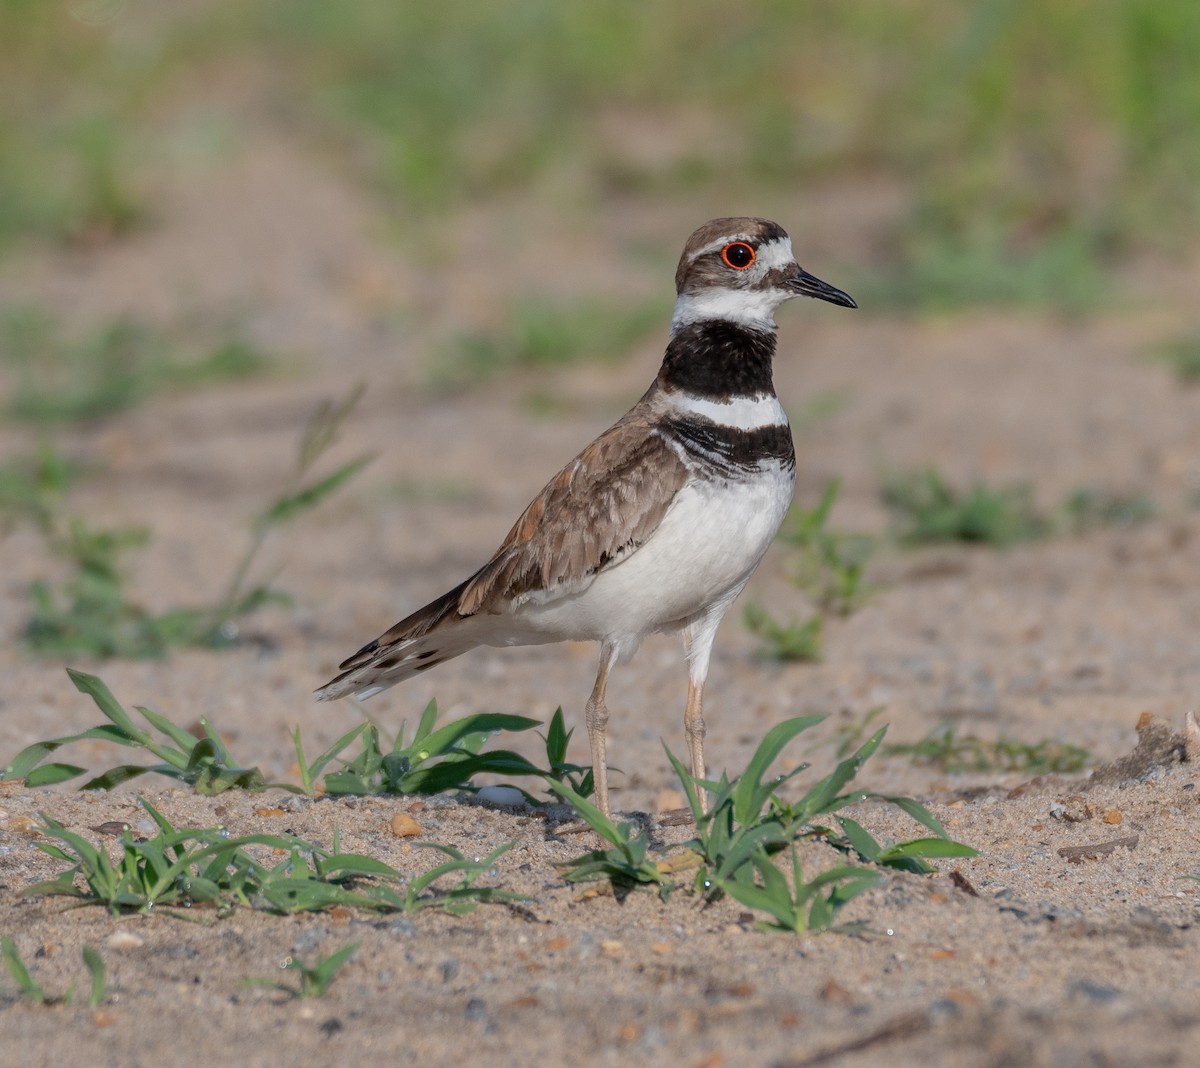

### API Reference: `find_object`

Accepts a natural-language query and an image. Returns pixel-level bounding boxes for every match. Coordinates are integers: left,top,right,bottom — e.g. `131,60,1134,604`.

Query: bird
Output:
316,217,856,817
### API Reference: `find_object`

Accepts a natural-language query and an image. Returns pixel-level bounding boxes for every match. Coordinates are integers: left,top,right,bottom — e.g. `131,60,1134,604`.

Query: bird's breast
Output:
510,459,795,643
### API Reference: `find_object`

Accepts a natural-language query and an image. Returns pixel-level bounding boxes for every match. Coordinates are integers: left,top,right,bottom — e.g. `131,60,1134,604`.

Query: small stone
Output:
106,931,144,950
546,936,569,952
475,785,526,807
389,813,421,837
820,978,854,1003
1067,979,1122,1004
1103,809,1123,825
650,942,672,955
600,940,624,958
255,807,285,818
8,814,35,835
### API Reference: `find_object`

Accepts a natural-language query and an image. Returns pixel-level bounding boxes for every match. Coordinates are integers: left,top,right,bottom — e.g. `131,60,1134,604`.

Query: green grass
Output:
4,4,1200,311
317,702,543,798
21,387,368,659
547,780,673,899
1,938,106,1009
744,480,876,662
0,309,271,424
0,442,78,533
1151,332,1200,382
243,944,358,1001
883,725,1092,776
743,602,823,663
551,715,977,929
2,670,567,802
27,798,518,917
882,469,1049,547
882,468,1157,547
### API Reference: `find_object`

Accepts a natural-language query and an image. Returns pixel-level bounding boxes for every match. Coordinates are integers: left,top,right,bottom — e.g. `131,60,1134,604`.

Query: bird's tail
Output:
315,579,480,701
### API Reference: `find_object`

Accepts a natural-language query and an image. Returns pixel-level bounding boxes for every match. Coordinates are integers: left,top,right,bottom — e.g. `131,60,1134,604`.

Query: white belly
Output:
506,461,794,648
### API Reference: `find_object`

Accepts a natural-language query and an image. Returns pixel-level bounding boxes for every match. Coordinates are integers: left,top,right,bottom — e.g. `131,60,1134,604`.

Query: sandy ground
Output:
1,133,1200,1067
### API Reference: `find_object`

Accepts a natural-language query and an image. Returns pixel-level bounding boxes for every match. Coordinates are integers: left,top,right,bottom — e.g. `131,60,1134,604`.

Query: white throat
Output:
671,287,789,333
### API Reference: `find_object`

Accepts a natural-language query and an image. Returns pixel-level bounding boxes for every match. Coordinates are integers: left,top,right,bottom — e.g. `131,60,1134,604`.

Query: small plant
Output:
745,480,875,662
547,780,672,899
778,480,876,615
0,442,78,534
665,718,822,896
320,700,544,796
3,669,272,792
1152,333,1200,382
394,842,521,915
206,386,372,646
539,708,595,799
244,943,359,1000
883,725,1092,775
822,707,888,759
25,519,214,659
1060,487,1155,534
721,844,886,935
668,718,977,928
0,310,269,424
3,671,555,801
743,601,823,662
882,468,1049,547
26,798,516,918
883,468,1159,548
1,938,107,1008
22,386,369,658
549,714,976,921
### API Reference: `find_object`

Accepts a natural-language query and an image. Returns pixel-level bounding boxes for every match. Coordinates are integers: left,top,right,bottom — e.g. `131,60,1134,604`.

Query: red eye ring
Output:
721,241,756,270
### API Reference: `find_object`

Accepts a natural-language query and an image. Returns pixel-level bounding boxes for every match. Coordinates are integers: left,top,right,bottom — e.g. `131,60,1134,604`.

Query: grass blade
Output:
82,946,106,1008
260,456,373,527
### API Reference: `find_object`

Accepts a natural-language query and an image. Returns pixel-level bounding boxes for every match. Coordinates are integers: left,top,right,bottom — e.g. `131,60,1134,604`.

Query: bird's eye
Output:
720,241,756,270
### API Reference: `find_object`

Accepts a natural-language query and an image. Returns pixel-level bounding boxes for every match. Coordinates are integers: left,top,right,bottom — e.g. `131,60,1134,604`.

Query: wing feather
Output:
315,398,689,701
459,410,688,614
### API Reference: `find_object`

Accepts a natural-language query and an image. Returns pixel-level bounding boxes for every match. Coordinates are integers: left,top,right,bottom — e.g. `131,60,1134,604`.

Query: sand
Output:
1,133,1199,1067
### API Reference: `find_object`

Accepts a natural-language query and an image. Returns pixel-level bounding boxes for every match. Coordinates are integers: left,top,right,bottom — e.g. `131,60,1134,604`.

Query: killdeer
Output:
317,217,856,816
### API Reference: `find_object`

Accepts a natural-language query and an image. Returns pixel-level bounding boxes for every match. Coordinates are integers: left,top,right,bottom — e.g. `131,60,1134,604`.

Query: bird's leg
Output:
682,606,728,817
585,646,616,818
684,677,708,815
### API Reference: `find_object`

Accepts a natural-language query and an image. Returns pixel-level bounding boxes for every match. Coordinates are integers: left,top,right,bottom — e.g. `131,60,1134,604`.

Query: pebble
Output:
106,931,144,950
7,814,35,835
475,785,526,807
389,813,421,837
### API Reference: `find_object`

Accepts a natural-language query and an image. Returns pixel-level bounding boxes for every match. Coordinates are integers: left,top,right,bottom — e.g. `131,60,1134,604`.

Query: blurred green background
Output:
2,0,1198,313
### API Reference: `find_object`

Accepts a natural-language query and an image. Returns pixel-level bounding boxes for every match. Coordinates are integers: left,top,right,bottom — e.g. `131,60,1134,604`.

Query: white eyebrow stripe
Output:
686,234,796,267
690,233,751,259
752,237,797,271
663,390,789,430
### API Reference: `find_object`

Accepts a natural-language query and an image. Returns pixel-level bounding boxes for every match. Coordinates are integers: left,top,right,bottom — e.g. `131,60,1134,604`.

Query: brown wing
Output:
458,410,688,615
316,404,688,698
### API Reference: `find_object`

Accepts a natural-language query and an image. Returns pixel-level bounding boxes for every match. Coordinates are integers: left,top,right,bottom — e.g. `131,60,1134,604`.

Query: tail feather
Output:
315,578,481,701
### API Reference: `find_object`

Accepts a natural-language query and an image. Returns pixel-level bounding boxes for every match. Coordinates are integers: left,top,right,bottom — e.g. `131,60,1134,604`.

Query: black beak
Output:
788,267,857,309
